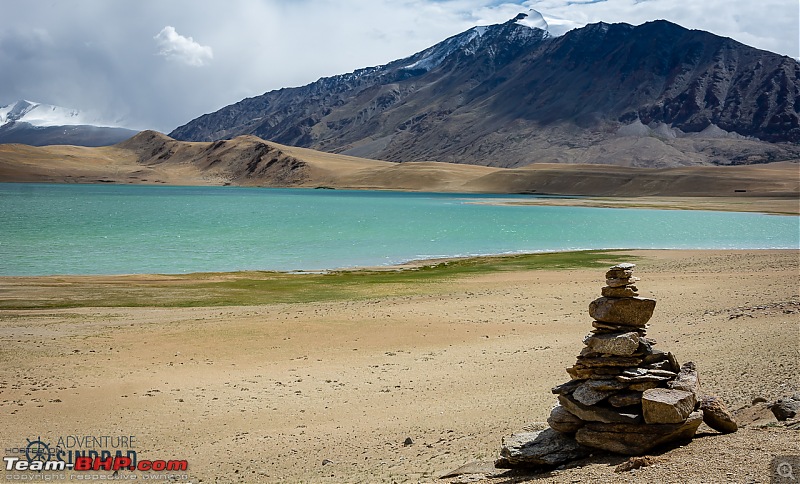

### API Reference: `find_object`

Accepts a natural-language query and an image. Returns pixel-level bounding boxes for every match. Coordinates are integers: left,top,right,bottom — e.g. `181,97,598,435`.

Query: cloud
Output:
154,26,213,67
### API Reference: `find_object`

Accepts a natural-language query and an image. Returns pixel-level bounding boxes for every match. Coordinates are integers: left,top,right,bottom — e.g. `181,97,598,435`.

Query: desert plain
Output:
0,248,798,483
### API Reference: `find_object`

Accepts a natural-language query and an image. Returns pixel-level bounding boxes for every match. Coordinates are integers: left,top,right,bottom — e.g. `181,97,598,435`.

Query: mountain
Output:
0,100,138,146
170,13,800,168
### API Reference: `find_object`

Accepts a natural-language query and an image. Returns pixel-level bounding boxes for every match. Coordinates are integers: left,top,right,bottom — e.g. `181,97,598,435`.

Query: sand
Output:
0,249,798,482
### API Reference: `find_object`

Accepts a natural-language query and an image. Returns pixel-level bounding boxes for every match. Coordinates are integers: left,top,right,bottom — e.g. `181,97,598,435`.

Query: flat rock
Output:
567,366,624,380
602,285,639,297
574,355,643,368
575,411,702,455
589,297,656,327
558,394,642,424
587,379,629,391
642,388,697,424
667,361,700,396
617,373,671,384
573,380,620,405
609,391,643,408
496,428,590,468
606,276,640,287
609,262,636,270
647,369,678,378
592,320,648,335
606,268,634,279
551,379,584,395
548,405,585,434
701,395,738,433
628,381,661,391
584,331,641,356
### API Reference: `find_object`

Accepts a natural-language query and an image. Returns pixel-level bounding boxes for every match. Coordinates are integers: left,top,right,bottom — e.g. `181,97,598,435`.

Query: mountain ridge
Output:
170,17,800,167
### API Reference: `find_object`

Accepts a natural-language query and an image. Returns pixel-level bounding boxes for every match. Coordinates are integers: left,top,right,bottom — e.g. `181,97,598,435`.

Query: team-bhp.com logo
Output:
4,455,188,472
4,435,188,475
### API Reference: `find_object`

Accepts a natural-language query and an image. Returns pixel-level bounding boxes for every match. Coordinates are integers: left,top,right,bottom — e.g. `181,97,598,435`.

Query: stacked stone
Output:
546,262,704,455
497,263,738,468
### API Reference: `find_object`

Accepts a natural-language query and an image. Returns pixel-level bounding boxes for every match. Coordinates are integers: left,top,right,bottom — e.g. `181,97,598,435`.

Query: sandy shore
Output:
0,249,798,482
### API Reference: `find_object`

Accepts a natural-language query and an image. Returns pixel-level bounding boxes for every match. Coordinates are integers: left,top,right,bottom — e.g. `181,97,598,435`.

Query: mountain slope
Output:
0,100,138,146
170,16,800,167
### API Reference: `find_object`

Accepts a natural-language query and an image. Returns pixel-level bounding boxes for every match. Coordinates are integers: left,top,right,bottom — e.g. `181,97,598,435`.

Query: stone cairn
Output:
497,263,737,468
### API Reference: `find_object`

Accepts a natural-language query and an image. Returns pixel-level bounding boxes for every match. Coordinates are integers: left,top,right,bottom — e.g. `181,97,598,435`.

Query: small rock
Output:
701,395,738,433
321,459,334,466
609,391,643,408
602,285,640,297
496,428,591,468
589,297,656,327
667,361,700,396
771,396,800,421
403,437,414,446
628,381,661,392
551,379,584,395
642,388,696,424
606,276,640,287
606,268,633,278
548,405,585,434
615,456,656,473
572,380,619,406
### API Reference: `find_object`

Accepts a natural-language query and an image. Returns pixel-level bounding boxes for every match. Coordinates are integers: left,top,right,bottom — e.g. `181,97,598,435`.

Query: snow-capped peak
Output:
514,10,549,31
0,100,121,128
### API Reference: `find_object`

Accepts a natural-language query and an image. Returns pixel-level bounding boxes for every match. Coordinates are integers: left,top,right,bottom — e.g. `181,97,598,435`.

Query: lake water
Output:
0,183,797,276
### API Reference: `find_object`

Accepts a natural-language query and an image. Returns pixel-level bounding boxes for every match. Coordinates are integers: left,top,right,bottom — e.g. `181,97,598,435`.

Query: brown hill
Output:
0,131,797,213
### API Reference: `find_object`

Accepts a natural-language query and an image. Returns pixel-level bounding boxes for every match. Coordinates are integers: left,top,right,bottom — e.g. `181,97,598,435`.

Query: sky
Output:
1,0,797,133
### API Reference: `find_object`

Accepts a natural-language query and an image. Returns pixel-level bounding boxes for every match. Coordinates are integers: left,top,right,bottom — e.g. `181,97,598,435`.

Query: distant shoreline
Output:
1,179,796,215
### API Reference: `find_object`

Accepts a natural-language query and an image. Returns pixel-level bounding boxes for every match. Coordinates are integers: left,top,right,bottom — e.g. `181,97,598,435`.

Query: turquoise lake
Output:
0,183,797,276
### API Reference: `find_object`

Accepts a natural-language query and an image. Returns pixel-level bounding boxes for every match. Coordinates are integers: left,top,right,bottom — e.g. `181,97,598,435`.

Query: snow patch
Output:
514,9,581,37
515,10,548,31
402,28,483,71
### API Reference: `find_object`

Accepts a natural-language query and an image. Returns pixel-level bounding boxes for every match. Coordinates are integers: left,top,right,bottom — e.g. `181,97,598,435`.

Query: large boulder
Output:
575,411,703,455
589,297,656,327
642,388,697,424
700,395,738,433
496,428,591,468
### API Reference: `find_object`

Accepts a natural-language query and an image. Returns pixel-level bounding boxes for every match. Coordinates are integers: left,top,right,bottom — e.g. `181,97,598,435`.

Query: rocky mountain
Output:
0,100,138,146
170,14,800,168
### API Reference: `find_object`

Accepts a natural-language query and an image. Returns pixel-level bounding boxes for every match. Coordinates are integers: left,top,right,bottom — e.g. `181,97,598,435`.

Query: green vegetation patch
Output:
0,250,635,309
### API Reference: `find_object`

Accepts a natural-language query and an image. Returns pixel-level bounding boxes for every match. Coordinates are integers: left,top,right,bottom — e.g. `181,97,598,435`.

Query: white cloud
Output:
154,26,213,67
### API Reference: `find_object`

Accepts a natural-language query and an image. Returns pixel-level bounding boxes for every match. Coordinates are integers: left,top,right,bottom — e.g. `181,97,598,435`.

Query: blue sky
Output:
1,0,797,132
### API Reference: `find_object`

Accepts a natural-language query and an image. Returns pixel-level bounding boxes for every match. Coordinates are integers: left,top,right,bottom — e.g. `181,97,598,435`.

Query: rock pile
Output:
498,263,736,467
